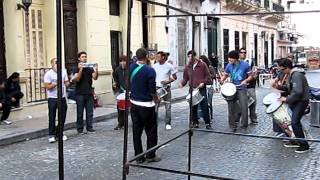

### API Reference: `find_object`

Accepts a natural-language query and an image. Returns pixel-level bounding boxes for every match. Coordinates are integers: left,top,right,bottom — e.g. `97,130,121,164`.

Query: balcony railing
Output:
273,3,284,12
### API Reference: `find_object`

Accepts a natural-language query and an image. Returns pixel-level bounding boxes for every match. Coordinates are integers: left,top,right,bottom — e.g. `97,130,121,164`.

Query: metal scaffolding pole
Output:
56,0,64,179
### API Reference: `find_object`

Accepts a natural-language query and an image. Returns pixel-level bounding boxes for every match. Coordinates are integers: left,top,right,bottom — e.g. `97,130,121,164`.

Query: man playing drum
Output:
220,50,253,132
239,48,258,125
112,56,129,130
180,50,212,129
153,51,177,130
277,58,310,153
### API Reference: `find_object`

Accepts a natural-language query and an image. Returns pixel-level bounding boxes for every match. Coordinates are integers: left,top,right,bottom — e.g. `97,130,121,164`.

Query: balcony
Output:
224,0,261,12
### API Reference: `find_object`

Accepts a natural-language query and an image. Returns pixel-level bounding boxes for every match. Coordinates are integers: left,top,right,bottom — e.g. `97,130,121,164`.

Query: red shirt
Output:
181,60,211,88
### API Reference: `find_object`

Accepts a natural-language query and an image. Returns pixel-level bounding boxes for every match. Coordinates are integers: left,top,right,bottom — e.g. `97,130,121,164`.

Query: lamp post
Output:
17,0,32,16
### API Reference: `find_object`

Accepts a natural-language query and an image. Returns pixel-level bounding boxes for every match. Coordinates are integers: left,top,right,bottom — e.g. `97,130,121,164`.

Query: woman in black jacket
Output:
5,72,24,108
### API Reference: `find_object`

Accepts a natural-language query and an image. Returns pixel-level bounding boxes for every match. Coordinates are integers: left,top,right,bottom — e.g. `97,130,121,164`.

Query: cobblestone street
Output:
1,80,320,179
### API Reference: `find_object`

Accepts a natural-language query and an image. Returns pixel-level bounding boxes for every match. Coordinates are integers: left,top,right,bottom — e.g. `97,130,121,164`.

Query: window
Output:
242,32,247,49
223,29,229,67
109,0,120,16
235,31,240,51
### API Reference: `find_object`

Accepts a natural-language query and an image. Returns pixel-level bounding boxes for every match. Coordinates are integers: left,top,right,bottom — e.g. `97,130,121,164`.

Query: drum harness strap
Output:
130,64,145,81
230,63,240,83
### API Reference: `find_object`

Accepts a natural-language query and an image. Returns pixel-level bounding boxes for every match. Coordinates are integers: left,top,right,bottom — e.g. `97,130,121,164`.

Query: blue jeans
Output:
48,98,67,136
76,94,94,130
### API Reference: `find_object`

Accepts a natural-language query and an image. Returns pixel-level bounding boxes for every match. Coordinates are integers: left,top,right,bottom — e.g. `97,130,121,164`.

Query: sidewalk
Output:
0,86,189,146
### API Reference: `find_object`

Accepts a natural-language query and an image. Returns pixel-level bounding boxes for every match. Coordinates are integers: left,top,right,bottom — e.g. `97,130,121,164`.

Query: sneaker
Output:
77,129,84,134
48,137,56,143
205,124,212,129
136,158,145,164
165,124,172,130
192,123,199,128
2,120,12,125
284,141,300,148
63,135,68,141
146,156,161,163
295,146,310,153
251,120,258,125
87,128,96,133
114,126,124,130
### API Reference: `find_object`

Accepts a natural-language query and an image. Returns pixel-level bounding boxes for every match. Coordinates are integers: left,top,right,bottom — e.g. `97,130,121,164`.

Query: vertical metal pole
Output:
123,0,133,180
56,0,64,179
187,15,196,180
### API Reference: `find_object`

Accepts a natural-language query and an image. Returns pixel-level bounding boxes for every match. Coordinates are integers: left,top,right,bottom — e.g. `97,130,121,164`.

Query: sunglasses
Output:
240,51,246,54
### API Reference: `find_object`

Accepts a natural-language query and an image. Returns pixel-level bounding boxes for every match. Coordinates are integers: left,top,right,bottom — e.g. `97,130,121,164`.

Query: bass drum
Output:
221,83,237,101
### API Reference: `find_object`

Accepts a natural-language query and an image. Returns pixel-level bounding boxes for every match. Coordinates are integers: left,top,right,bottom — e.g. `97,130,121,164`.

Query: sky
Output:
290,0,320,47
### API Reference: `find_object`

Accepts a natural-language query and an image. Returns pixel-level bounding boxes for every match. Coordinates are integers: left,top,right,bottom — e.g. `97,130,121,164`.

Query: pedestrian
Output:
199,55,214,120
4,72,24,108
130,48,161,163
209,52,219,77
153,51,177,130
0,77,12,125
277,58,310,153
44,58,69,143
179,50,212,129
239,48,258,125
219,50,253,132
112,56,129,130
72,51,99,134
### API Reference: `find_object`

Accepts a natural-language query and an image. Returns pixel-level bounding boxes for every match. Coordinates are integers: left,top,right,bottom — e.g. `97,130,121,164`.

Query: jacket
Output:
181,60,212,88
285,67,310,104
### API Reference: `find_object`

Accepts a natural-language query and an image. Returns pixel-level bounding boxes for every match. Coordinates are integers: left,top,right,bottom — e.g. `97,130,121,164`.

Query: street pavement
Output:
0,71,319,180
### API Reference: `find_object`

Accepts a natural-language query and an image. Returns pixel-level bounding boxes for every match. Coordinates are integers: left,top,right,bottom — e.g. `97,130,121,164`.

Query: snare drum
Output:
221,83,237,101
266,101,294,137
157,87,168,98
186,89,204,106
116,93,131,110
263,92,281,106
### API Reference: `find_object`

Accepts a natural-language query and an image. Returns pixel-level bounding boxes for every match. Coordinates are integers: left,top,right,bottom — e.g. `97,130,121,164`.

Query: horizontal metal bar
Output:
146,10,320,18
137,0,194,15
128,129,190,163
193,128,320,143
128,163,235,180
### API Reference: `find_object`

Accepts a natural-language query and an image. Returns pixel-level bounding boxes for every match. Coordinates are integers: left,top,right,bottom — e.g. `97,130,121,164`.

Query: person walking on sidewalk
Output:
112,56,129,130
0,77,12,125
219,50,253,132
72,51,99,134
44,58,69,143
277,58,311,153
180,50,212,129
239,48,258,125
153,51,177,130
130,48,161,164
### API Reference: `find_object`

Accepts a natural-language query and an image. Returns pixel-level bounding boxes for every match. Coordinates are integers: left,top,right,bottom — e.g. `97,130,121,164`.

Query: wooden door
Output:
0,0,6,79
63,0,78,74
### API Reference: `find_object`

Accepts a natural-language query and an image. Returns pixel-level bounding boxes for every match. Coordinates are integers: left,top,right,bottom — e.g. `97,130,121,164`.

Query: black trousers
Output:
48,98,67,136
130,104,158,159
117,107,125,127
10,92,24,107
0,102,11,121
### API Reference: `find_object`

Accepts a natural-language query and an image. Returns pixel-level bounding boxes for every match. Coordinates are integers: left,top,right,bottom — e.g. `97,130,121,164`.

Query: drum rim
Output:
263,92,281,105
266,101,283,114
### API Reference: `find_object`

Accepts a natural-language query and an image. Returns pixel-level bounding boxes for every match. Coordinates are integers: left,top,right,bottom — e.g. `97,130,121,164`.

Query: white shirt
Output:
153,62,177,87
44,69,69,98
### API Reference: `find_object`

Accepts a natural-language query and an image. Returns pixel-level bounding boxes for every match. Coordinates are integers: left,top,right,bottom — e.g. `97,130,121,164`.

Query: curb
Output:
0,95,187,146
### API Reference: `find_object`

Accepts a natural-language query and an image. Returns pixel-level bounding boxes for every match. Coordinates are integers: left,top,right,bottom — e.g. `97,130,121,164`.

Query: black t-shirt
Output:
75,68,94,95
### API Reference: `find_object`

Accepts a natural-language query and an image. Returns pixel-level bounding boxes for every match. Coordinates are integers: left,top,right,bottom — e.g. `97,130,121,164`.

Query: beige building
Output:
0,0,168,104
220,0,284,68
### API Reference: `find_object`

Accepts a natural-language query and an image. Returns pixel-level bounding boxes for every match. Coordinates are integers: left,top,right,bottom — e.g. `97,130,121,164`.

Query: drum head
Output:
266,100,282,114
186,89,199,100
221,83,236,96
116,93,126,100
263,92,281,105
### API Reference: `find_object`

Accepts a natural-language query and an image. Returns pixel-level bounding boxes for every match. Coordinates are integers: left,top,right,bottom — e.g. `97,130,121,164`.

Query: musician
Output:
277,58,310,153
179,50,212,129
153,51,177,130
220,50,253,131
112,56,129,130
239,48,258,125
130,48,161,163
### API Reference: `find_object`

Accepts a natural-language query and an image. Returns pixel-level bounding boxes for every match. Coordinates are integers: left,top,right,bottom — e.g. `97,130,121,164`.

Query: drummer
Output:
179,50,212,129
219,50,253,131
277,58,310,153
153,51,177,130
112,56,129,130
